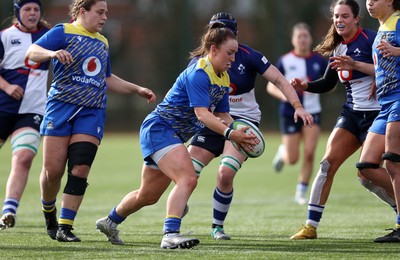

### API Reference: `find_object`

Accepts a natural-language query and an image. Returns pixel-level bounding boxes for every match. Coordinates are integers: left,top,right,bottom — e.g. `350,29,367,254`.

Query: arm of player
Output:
329,55,374,76
0,75,24,100
194,107,255,146
263,65,314,127
26,44,73,64
266,81,287,101
106,74,156,103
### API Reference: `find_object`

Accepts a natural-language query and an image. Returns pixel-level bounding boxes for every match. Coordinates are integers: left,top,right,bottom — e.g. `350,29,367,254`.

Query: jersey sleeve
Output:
242,45,271,75
34,24,65,51
250,49,271,75
186,69,212,108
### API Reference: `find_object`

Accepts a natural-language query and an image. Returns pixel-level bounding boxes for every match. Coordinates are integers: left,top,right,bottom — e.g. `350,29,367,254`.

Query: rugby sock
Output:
41,199,56,213
2,198,19,214
163,216,181,234
59,207,76,227
297,182,308,194
305,204,325,228
108,207,126,225
213,187,233,226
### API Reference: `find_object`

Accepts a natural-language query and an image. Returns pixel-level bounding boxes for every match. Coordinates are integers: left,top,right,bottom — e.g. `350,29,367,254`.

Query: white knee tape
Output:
309,159,330,205
220,155,241,173
11,129,41,154
359,178,396,207
192,157,205,176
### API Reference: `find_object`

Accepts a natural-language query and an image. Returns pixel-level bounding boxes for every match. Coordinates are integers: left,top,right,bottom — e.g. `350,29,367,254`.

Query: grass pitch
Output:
0,132,398,259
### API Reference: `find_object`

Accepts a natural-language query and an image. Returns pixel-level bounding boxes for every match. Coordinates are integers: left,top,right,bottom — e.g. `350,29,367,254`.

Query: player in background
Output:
360,0,400,242
187,13,314,240
95,21,265,249
290,0,395,240
0,0,50,230
267,22,327,205
26,0,156,242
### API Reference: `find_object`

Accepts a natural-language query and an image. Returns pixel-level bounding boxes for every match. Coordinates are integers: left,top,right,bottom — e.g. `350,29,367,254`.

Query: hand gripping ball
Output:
229,119,265,158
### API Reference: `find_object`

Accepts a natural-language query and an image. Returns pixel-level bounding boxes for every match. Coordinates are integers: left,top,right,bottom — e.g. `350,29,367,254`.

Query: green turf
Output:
0,133,398,259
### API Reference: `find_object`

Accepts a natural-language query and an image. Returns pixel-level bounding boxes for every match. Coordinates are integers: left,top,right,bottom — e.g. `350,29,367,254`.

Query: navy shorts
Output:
0,111,42,140
40,100,106,140
279,113,321,134
189,117,259,157
334,105,379,143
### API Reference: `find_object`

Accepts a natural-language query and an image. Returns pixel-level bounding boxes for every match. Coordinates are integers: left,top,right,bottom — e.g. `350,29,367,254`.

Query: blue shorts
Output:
40,100,106,140
189,116,259,157
140,114,184,165
0,111,42,140
334,105,379,143
279,113,321,134
369,100,400,135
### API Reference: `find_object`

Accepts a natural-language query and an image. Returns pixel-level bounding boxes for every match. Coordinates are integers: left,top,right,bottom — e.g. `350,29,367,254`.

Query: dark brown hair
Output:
189,21,237,59
315,0,360,56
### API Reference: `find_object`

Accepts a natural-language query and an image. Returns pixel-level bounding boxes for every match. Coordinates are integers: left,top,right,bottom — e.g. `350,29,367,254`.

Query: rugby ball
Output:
229,119,265,158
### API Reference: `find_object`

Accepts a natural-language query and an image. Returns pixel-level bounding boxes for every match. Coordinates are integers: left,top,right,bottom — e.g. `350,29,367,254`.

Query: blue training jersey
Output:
276,51,327,117
0,24,50,114
34,22,111,108
150,56,230,142
189,44,270,123
373,11,400,105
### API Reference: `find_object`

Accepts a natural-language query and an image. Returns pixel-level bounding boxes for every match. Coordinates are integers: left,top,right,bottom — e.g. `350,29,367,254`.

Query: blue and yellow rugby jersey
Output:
152,56,230,142
34,22,111,108
373,11,400,105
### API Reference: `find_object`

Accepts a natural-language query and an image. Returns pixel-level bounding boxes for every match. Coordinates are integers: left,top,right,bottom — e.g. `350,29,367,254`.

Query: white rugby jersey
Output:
333,28,380,111
276,51,327,116
0,24,50,115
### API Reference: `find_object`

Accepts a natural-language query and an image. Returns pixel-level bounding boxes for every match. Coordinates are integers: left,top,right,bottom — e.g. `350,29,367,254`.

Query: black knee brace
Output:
64,142,98,196
67,142,98,173
382,152,400,162
64,173,88,195
355,162,380,170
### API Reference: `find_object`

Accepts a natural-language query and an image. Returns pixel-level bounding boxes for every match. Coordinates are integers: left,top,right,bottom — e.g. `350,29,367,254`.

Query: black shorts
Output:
279,113,321,134
0,111,43,140
189,117,259,157
334,105,379,144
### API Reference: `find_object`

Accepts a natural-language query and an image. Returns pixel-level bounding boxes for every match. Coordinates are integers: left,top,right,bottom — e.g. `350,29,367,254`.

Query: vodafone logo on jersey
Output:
82,56,101,76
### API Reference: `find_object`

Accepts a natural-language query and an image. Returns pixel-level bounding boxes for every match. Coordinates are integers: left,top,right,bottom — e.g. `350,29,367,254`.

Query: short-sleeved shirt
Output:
0,24,50,115
140,56,230,158
34,22,111,109
276,51,327,117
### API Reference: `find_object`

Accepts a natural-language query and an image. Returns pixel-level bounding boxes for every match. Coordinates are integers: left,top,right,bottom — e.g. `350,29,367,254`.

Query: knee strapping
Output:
358,178,396,207
63,173,88,195
356,162,380,170
309,159,330,205
10,129,40,154
67,142,98,173
382,152,400,162
220,155,241,173
192,157,205,176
